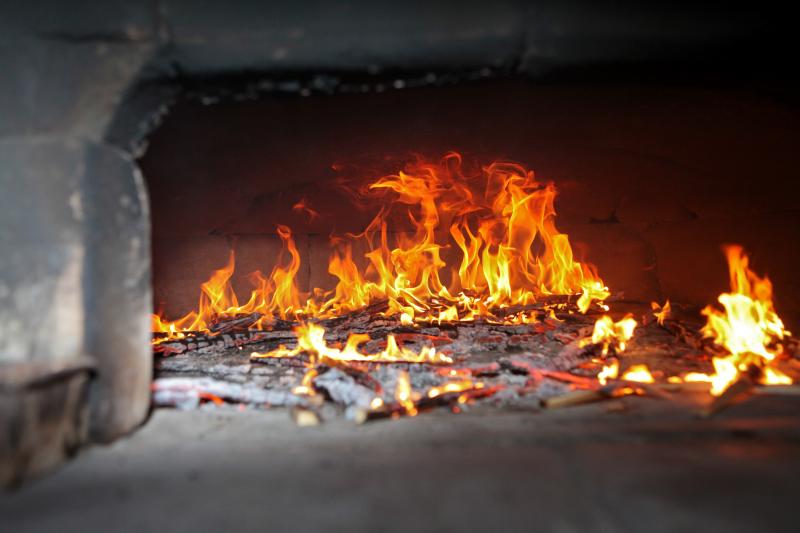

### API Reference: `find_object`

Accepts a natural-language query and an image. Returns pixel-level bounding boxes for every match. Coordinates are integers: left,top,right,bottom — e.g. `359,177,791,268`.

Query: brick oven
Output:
2,2,799,532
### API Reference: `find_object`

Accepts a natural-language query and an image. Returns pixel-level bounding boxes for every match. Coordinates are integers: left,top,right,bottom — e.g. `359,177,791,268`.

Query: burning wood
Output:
148,154,796,422
580,314,638,356
152,154,610,342
250,322,452,365
355,376,502,423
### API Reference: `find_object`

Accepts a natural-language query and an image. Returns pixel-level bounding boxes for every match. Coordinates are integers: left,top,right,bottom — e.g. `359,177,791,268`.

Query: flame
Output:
292,368,318,396
250,322,453,365
597,359,619,385
651,300,671,326
578,281,611,314
699,246,792,395
152,226,306,338
621,364,655,383
428,379,484,398
154,154,608,340
582,315,638,356
395,371,418,416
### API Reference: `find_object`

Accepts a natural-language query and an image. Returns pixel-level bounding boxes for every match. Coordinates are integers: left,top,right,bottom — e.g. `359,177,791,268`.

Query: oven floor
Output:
3,398,799,532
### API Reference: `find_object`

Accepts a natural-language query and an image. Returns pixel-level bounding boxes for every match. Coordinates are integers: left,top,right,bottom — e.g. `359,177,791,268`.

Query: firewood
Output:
541,389,607,409
208,312,262,333
153,329,296,356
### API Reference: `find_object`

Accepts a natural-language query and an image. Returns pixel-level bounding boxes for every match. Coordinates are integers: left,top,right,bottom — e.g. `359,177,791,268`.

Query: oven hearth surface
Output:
5,401,800,533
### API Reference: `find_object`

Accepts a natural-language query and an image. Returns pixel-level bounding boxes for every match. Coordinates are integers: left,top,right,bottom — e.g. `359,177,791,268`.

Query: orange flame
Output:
621,364,655,383
699,246,792,395
153,154,607,339
427,379,484,398
582,315,638,356
395,371,418,416
597,359,619,385
250,322,452,365
651,300,671,326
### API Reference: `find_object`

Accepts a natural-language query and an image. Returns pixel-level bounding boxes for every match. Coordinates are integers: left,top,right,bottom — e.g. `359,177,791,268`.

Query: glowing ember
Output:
153,154,607,339
651,300,671,326
621,364,655,383
578,281,611,314
582,315,638,356
250,322,452,365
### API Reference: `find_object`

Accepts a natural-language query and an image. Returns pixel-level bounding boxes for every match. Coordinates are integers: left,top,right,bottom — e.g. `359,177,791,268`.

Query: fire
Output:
651,300,670,325
428,379,484,398
621,364,655,383
395,371,418,416
699,246,792,395
153,226,306,338
583,315,638,356
250,322,453,365
153,153,608,339
597,359,619,385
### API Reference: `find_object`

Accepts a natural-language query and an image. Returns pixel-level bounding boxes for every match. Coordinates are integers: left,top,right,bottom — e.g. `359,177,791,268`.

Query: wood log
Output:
153,329,297,356
208,312,263,333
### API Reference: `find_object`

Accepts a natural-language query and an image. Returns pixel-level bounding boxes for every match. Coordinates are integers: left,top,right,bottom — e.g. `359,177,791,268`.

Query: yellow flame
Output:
651,299,671,326
621,364,655,383
292,368,318,396
700,246,791,395
583,315,638,356
250,322,452,365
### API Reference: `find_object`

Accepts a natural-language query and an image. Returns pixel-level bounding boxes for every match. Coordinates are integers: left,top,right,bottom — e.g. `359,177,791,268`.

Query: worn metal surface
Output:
0,138,151,481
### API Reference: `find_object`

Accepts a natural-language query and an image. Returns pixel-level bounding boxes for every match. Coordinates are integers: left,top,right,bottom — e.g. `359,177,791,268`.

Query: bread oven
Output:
2,3,799,531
